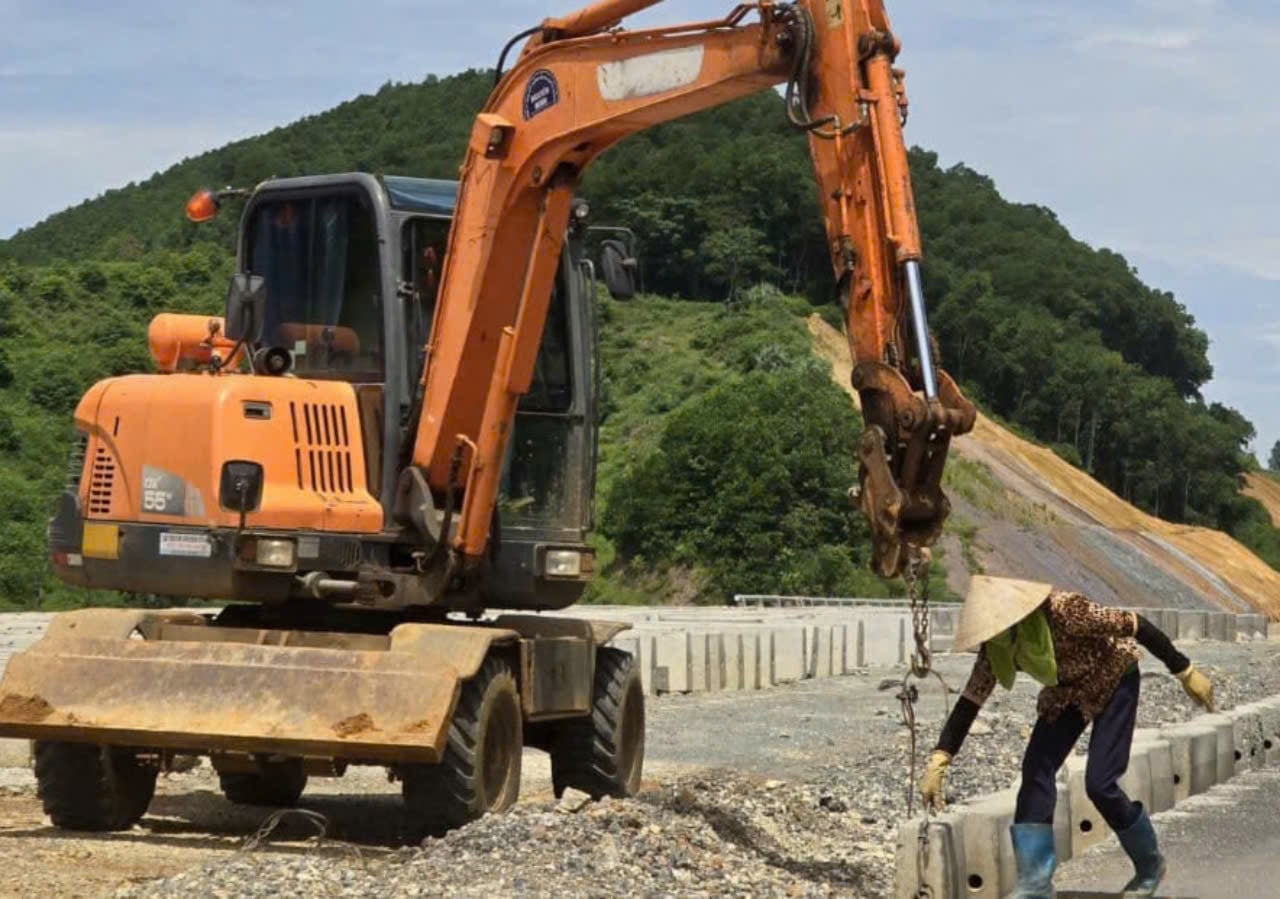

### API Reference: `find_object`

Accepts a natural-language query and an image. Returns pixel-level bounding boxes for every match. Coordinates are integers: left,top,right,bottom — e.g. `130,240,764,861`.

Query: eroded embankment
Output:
808,316,1280,617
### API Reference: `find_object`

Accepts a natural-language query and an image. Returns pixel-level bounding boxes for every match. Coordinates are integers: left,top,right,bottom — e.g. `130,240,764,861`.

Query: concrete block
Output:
831,624,855,675
894,814,967,899
957,788,1018,898
1065,754,1111,855
1157,726,1193,802
1131,734,1176,813
651,632,690,694
688,633,709,693
1206,612,1230,642
1199,714,1236,784
743,631,763,691
929,606,959,637
706,633,725,692
1176,610,1207,641
1239,614,1267,640
862,613,905,666
1117,746,1154,813
814,626,835,679
1227,706,1265,772
771,627,806,685
1184,723,1219,795
1254,698,1280,765
721,632,743,691
1052,776,1074,863
633,636,656,696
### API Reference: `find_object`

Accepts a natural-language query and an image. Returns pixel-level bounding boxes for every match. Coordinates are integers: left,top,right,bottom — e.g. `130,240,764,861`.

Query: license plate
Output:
159,532,213,559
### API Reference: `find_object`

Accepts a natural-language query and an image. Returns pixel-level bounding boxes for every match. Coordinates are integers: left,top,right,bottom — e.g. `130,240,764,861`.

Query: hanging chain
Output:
894,547,951,899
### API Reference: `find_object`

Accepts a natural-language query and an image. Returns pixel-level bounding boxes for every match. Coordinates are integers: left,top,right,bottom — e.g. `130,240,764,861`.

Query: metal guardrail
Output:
733,595,918,609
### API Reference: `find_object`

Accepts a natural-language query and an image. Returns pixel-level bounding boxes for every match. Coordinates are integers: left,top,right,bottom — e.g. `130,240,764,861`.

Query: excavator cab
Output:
46,173,602,612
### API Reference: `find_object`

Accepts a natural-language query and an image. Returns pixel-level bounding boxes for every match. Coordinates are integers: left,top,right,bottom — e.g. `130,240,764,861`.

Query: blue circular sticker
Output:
523,69,560,120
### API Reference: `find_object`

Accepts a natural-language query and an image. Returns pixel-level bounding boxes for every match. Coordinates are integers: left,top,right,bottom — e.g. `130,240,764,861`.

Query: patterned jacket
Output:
960,592,1139,722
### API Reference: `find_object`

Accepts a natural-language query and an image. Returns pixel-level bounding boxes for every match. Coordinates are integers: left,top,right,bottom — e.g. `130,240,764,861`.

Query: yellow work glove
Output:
920,749,951,812
1177,665,1215,712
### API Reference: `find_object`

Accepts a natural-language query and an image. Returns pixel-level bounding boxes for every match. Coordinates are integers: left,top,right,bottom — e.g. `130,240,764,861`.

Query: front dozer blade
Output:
0,610,514,764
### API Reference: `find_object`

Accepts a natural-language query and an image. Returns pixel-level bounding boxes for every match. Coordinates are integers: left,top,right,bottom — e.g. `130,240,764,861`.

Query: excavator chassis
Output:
0,608,629,766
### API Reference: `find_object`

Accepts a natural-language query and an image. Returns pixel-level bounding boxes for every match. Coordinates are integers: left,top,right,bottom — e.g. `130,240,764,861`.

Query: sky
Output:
2,0,1278,457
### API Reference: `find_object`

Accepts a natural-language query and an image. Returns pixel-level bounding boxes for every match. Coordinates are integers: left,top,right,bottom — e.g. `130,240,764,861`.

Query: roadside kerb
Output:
895,696,1280,899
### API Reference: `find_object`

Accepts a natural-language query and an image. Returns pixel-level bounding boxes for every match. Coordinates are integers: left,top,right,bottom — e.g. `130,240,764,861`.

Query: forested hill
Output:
0,68,1275,607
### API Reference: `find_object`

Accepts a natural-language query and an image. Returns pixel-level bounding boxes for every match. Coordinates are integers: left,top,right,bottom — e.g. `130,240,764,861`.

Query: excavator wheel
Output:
402,656,522,834
551,647,645,799
219,758,308,807
34,741,157,831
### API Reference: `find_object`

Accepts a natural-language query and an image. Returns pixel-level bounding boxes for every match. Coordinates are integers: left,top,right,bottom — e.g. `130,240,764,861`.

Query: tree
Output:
604,361,881,601
1269,440,1280,472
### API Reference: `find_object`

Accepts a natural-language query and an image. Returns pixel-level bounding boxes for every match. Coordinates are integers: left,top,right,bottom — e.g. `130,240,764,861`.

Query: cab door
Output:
486,241,599,609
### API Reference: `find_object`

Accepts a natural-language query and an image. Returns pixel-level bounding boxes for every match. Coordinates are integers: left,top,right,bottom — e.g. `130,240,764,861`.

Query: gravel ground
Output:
113,640,1280,899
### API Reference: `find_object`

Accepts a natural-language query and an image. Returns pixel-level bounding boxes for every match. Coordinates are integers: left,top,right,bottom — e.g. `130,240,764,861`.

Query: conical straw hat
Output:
952,576,1053,653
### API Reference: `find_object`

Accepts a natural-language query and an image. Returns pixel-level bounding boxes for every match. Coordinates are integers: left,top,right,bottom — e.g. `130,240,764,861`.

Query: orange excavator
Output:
0,0,973,832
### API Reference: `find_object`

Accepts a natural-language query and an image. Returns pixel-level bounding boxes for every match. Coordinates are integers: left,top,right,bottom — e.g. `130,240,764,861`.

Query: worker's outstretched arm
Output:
921,648,994,810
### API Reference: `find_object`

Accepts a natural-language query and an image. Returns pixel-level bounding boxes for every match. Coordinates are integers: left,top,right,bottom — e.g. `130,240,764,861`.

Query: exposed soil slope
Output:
1244,472,1280,527
809,317,1280,618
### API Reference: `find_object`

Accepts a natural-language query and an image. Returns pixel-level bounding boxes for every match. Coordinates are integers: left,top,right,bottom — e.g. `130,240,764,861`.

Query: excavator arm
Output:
410,0,975,583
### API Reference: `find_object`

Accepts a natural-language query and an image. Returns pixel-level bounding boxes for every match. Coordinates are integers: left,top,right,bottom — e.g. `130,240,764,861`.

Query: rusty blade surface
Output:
0,612,512,764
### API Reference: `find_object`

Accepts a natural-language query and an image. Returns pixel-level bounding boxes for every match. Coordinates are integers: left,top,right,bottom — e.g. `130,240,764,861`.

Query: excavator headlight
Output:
544,549,583,578
255,539,296,569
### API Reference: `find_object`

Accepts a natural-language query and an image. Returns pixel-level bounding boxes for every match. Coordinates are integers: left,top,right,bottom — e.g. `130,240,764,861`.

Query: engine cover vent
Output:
88,444,116,516
290,402,355,495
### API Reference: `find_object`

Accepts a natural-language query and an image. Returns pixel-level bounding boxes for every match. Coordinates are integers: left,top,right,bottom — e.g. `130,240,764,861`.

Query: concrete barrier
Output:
1176,610,1207,640
1253,698,1280,765
896,698,1280,899
1227,706,1266,772
862,613,905,666
1131,732,1176,813
770,627,806,685
1063,754,1111,856
957,788,1018,898
895,814,967,899
1206,612,1231,642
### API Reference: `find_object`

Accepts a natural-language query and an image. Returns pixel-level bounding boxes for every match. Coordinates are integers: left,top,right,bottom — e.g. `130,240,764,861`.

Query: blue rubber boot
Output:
1010,823,1057,899
1115,804,1166,898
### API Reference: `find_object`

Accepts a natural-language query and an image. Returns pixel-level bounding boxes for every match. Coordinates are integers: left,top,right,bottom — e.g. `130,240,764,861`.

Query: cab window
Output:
245,193,383,381
401,217,451,383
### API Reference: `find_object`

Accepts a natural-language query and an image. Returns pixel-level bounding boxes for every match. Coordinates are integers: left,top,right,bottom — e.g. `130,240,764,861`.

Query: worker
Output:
920,577,1215,899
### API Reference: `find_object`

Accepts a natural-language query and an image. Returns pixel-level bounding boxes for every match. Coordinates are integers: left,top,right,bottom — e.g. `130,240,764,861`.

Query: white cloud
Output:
1077,28,1198,50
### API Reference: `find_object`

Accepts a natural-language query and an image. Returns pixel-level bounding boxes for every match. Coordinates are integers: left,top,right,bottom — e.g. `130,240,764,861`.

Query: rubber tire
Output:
402,656,522,834
551,647,645,799
34,741,157,831
219,759,307,807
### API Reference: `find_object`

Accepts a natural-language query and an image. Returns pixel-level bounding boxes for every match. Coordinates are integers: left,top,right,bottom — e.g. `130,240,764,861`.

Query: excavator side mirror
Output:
224,273,267,344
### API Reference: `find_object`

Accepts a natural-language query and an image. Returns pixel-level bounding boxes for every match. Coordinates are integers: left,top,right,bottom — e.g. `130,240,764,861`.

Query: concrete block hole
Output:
1234,750,1242,761
1173,773,1181,785
967,874,984,892
1079,818,1094,833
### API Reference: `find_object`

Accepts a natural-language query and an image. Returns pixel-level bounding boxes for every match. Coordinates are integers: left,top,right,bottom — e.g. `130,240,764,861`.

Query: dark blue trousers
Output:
1013,666,1140,831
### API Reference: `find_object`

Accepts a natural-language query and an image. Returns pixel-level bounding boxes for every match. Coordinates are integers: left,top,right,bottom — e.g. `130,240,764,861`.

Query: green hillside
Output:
0,69,1276,607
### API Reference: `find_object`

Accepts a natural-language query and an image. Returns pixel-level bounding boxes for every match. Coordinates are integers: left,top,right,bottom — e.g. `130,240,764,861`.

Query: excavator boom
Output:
412,0,975,581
